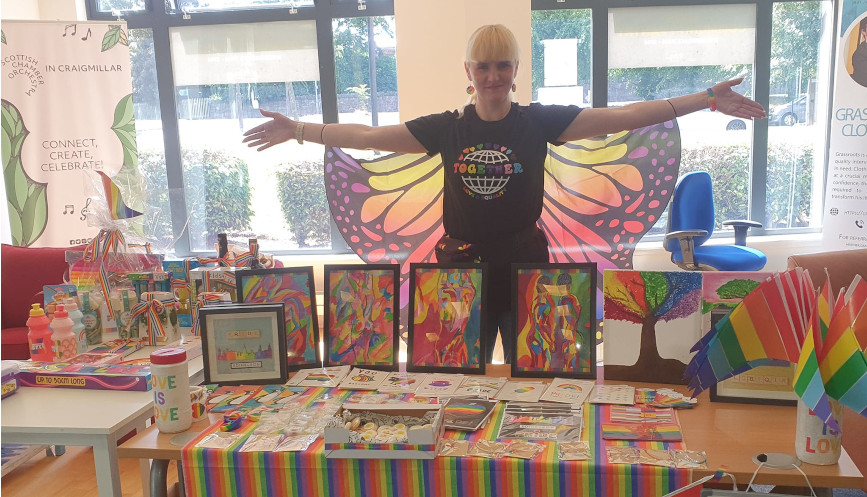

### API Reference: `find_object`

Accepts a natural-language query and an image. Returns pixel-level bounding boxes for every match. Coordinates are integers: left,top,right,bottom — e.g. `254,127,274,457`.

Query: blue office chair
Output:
664,171,767,271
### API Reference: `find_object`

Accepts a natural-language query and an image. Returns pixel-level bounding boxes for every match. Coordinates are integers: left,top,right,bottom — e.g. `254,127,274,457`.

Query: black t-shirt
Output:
406,103,581,244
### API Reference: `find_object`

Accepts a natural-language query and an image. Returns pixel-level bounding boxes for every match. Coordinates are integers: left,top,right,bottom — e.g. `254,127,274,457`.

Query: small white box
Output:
324,404,443,460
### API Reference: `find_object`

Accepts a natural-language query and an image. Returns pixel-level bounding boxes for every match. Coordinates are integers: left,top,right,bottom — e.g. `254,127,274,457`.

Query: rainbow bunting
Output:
687,269,867,428
98,171,143,220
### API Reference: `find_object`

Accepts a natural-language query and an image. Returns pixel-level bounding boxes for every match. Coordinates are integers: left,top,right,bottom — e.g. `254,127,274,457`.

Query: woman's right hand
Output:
242,109,295,151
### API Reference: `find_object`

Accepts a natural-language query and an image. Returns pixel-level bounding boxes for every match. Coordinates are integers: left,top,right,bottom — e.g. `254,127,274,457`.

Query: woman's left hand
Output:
712,78,767,119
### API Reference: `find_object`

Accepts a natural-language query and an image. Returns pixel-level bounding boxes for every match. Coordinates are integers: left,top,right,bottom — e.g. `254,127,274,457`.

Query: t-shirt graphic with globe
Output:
407,103,581,243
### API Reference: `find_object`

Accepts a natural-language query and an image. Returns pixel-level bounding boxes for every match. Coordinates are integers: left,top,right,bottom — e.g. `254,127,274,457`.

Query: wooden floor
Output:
1,444,180,497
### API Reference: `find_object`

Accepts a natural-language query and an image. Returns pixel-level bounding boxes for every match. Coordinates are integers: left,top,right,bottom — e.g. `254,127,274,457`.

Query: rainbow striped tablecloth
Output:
182,391,689,497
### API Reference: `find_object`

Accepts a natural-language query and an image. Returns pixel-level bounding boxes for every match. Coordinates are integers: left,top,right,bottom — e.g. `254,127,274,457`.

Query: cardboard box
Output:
159,336,202,360
17,361,152,391
324,404,443,460
1,361,20,398
190,267,238,302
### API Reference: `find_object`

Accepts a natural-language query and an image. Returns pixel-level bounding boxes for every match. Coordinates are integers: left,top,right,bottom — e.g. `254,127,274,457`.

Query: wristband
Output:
707,88,717,112
296,122,305,144
320,124,328,144
666,99,678,118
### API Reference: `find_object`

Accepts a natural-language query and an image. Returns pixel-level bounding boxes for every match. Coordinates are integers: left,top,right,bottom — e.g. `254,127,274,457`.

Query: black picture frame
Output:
323,264,400,370
708,306,798,406
510,262,597,379
235,266,320,371
199,303,288,386
406,262,487,375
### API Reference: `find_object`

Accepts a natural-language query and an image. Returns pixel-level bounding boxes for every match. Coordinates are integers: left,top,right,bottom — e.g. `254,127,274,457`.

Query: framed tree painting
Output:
323,264,399,370
235,266,319,370
198,303,288,386
407,263,487,374
511,263,597,379
603,270,702,385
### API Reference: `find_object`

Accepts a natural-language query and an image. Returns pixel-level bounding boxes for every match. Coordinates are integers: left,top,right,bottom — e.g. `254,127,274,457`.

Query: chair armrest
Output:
664,230,708,268
722,219,763,246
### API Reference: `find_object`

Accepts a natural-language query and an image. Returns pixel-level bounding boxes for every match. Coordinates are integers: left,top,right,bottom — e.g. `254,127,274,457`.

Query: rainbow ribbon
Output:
190,292,232,336
82,229,128,319
128,293,179,346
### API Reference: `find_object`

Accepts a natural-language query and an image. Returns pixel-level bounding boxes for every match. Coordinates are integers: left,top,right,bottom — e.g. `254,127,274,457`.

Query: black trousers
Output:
437,224,550,365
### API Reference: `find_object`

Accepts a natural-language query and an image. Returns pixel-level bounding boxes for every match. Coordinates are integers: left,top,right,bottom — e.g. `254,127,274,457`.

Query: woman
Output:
243,24,765,364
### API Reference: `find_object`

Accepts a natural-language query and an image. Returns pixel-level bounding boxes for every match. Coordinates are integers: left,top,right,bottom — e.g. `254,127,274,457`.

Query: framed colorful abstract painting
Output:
323,264,399,370
511,263,596,379
407,263,487,374
235,267,319,370
603,270,702,385
198,303,288,385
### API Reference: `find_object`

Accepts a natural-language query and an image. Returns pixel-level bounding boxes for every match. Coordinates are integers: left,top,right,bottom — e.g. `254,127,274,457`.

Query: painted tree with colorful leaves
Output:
604,271,702,384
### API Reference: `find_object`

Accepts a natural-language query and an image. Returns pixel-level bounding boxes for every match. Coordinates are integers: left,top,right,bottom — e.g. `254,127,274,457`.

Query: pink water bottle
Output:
27,303,54,362
50,304,78,361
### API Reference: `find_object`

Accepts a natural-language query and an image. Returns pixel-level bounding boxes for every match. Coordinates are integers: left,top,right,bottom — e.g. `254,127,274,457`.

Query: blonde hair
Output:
465,24,520,64
461,24,520,114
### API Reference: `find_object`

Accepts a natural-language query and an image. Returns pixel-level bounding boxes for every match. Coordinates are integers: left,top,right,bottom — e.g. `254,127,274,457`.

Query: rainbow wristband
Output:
707,88,717,111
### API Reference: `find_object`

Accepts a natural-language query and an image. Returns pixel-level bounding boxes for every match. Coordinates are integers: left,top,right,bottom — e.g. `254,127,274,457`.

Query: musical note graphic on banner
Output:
81,29,91,41
63,24,76,37
62,204,74,215
80,198,92,221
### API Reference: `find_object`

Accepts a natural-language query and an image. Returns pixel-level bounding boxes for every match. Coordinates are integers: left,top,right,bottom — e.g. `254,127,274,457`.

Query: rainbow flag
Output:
98,171,143,219
687,270,867,427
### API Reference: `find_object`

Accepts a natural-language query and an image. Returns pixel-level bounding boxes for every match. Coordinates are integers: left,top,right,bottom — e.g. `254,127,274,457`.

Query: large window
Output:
531,0,834,238
88,0,396,256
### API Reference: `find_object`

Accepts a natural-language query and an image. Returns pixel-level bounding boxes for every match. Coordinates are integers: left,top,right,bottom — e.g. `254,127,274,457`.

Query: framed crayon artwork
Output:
511,263,596,379
323,264,399,370
199,303,288,385
235,266,319,370
407,263,487,375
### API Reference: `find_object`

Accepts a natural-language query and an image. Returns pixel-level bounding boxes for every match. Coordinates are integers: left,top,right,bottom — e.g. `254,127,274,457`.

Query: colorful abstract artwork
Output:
324,121,681,332
512,263,596,379
323,264,399,369
407,263,486,374
198,303,288,385
603,270,702,385
236,267,319,370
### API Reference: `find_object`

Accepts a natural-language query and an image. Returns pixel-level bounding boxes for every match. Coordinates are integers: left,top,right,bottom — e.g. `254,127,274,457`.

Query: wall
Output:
393,0,531,120
0,0,85,20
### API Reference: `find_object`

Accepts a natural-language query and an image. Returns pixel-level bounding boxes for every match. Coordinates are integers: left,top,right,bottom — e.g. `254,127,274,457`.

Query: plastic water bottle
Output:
27,304,54,362
150,348,192,433
50,304,78,361
64,298,87,355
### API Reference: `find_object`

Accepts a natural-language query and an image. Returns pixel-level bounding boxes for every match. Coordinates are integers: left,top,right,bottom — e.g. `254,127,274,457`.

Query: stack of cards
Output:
453,376,507,398
588,384,635,405
377,372,428,393
337,368,389,390
442,397,498,431
495,381,546,402
287,365,351,388
414,374,464,397
539,378,595,405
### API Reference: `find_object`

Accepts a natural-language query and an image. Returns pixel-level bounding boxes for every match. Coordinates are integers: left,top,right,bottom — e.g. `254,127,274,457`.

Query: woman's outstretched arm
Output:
242,109,427,153
558,78,766,142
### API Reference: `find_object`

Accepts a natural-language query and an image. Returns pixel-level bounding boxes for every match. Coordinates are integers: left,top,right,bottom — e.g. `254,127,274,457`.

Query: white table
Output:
1,387,154,497
1,350,204,497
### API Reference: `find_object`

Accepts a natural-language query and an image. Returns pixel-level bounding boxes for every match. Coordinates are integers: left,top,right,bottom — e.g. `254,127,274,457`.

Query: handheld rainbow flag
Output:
686,269,867,428
98,170,143,220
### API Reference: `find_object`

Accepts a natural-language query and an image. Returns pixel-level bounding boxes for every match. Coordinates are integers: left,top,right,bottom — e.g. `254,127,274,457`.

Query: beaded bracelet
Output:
296,122,305,144
707,88,717,111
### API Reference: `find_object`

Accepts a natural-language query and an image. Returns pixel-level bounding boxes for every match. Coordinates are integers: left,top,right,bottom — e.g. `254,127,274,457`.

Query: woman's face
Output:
465,59,518,102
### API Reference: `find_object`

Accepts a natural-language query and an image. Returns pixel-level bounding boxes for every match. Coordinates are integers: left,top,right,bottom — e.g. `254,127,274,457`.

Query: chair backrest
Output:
665,171,715,253
1,244,74,328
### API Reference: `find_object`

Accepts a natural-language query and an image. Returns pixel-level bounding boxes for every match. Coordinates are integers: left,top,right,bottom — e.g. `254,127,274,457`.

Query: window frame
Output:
85,0,395,256
530,0,836,240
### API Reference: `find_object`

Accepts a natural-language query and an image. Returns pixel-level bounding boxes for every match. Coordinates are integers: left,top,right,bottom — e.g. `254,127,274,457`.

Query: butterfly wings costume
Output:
325,103,681,322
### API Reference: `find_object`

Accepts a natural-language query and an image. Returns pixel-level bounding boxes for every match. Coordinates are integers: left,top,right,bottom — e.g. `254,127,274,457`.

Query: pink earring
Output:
466,85,475,95
511,83,517,93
